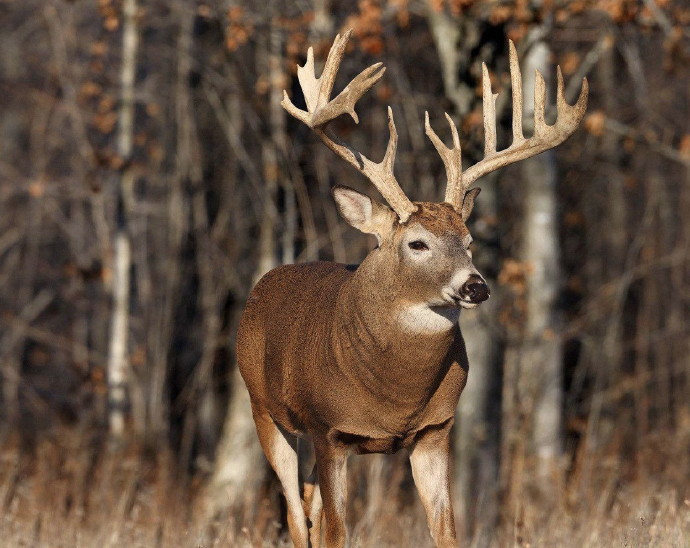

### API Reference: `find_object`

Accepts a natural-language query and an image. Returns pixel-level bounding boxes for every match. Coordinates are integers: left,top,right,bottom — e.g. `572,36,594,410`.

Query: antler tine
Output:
425,111,464,206
534,68,547,136
482,63,499,158
297,31,352,118
450,42,588,203
318,31,350,111
282,31,417,221
509,41,525,145
556,65,589,131
382,106,398,176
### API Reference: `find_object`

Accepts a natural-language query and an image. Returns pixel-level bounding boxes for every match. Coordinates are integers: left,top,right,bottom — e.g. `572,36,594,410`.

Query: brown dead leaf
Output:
255,75,270,95
679,134,690,159
29,181,44,198
564,210,584,227
98,95,115,114
104,15,118,31
146,103,161,118
93,111,117,134
91,41,107,56
560,51,580,76
80,82,102,100
584,111,606,137
498,259,534,296
489,6,512,25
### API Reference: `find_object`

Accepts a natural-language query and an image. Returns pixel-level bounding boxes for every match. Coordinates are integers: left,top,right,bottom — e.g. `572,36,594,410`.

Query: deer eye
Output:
408,240,429,251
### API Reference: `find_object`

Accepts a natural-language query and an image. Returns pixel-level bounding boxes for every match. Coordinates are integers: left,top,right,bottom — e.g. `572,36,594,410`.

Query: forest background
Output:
1,0,690,546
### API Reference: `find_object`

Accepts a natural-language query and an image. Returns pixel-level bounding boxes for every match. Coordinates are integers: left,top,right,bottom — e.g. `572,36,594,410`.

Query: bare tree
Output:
108,0,139,439
518,32,563,490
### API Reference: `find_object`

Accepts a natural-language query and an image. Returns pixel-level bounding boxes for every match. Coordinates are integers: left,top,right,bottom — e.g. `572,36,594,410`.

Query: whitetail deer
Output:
237,30,587,548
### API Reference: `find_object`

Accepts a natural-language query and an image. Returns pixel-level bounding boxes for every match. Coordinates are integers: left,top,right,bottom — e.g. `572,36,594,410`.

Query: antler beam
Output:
282,30,417,222
428,40,589,210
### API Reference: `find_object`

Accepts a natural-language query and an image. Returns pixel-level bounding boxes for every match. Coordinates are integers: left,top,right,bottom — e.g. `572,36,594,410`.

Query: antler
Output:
282,29,417,222
426,40,589,209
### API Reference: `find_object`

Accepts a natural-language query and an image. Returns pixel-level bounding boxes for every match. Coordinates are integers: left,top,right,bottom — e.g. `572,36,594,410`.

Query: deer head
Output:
282,30,588,310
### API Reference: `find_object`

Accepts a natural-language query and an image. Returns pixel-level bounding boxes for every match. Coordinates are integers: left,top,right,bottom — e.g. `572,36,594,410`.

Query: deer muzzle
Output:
460,274,490,304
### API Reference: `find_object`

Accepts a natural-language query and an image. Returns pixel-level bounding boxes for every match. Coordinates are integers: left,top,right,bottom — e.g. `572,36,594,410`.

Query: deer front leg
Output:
314,438,348,548
409,420,458,548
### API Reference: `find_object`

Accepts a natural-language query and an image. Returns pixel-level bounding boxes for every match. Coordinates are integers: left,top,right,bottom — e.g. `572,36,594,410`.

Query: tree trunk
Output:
519,36,563,490
107,0,138,439
456,277,503,546
255,18,279,283
424,3,479,117
209,367,264,518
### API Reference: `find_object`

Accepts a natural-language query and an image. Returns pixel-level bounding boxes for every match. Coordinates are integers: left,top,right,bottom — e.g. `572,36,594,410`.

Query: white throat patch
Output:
397,304,460,334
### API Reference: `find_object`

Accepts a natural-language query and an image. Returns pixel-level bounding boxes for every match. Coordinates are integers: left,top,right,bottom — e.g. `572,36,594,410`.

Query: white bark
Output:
424,3,480,116
456,296,502,545
208,368,264,516
108,0,138,439
519,38,563,472
108,233,132,437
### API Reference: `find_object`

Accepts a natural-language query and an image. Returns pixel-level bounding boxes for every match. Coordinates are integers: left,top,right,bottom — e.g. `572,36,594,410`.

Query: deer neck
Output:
333,250,459,375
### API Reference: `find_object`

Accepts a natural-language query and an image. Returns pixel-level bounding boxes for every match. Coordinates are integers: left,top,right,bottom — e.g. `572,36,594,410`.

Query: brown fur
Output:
407,202,470,238
238,200,479,548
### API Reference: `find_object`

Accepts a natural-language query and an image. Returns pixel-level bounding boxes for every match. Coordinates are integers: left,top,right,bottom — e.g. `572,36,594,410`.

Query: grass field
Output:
1,427,688,548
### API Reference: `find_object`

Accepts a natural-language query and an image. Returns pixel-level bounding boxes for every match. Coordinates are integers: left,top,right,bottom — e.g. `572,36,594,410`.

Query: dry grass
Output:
0,427,688,548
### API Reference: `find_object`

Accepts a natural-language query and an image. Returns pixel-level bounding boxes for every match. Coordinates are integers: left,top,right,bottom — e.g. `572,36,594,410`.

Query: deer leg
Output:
253,411,308,548
409,421,458,548
314,440,348,548
303,463,323,548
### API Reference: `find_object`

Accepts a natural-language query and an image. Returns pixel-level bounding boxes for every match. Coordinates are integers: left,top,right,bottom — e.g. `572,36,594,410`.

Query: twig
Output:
604,118,690,167
0,289,54,358
565,35,613,104
641,0,674,38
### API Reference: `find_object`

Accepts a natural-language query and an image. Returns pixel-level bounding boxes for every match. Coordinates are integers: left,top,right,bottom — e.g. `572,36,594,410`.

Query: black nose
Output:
461,275,490,303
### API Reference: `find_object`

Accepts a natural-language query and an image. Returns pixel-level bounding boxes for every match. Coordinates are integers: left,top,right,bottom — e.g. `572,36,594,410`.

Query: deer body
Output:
236,30,587,548
238,259,468,450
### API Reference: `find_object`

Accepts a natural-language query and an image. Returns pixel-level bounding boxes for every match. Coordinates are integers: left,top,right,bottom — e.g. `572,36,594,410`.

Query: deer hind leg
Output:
303,463,323,548
253,410,308,548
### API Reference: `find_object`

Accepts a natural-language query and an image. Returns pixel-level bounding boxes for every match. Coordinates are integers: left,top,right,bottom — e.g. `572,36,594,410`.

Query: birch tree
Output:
518,32,564,488
107,0,138,439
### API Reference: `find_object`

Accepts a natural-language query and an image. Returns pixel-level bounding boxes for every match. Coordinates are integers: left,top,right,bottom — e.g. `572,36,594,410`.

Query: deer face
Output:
396,201,489,309
333,186,489,310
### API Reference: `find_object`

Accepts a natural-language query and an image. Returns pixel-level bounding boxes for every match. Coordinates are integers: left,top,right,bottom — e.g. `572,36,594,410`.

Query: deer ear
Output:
332,185,397,245
461,187,481,222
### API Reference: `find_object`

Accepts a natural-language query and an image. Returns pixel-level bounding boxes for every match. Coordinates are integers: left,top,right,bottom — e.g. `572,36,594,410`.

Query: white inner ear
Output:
333,188,372,228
